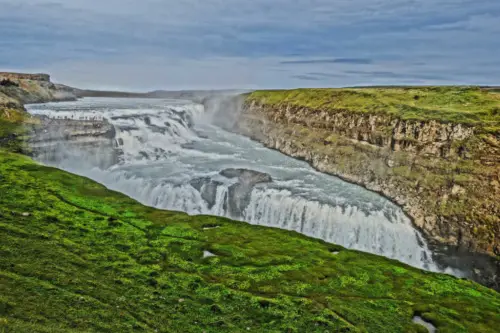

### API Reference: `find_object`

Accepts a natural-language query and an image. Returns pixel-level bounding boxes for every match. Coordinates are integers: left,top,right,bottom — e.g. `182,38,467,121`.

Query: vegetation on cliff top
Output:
247,87,500,132
0,111,499,332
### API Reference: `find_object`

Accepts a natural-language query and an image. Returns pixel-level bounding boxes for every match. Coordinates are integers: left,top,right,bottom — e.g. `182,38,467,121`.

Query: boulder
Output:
220,168,272,217
219,168,272,185
190,177,224,209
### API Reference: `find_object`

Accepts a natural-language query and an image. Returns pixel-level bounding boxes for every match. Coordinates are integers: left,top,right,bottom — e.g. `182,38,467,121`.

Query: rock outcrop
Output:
0,72,78,105
190,177,224,209
30,116,118,169
236,99,500,260
0,72,101,159
190,168,273,217
220,168,273,217
0,72,50,82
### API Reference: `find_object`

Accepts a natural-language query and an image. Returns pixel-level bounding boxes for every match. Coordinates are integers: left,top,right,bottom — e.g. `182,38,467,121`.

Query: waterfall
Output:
26,97,455,274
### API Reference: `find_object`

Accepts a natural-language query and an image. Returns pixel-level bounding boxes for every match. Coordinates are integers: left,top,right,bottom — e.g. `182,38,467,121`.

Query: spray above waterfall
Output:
27,97,459,274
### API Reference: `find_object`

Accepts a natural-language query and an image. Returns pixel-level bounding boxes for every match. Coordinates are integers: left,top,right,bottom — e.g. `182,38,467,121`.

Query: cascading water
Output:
27,97,458,274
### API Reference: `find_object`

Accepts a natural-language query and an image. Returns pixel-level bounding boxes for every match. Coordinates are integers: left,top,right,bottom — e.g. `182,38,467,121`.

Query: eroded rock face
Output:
0,72,78,104
221,169,273,217
220,168,272,184
243,100,477,159
190,178,224,209
190,168,273,217
30,116,118,169
236,101,500,260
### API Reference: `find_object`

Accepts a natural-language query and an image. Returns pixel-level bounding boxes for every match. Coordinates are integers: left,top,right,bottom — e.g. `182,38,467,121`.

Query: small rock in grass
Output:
178,298,185,303
203,225,220,230
203,250,216,258
22,212,31,217
412,316,436,333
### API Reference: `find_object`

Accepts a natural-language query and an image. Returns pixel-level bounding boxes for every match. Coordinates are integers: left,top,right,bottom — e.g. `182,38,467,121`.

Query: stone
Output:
203,250,216,258
189,178,224,209
221,169,272,217
412,316,436,333
202,225,221,230
451,184,465,196
219,168,272,184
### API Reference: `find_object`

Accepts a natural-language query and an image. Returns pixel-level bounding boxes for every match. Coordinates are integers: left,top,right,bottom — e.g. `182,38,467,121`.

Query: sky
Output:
1,0,499,90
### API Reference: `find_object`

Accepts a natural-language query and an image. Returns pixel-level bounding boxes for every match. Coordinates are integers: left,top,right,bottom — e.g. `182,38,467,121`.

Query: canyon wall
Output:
236,99,500,260
0,72,80,152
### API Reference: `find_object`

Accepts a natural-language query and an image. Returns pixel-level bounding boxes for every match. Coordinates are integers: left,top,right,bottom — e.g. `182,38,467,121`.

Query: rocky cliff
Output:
0,72,50,82
29,116,118,169
0,72,78,105
235,89,500,262
1,72,81,153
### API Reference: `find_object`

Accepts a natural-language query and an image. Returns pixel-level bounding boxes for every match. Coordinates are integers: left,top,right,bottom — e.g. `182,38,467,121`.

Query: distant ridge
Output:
73,88,249,103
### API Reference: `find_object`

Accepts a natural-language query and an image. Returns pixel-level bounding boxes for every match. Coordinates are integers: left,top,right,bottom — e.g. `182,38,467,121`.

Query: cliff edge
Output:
0,72,77,107
238,87,500,263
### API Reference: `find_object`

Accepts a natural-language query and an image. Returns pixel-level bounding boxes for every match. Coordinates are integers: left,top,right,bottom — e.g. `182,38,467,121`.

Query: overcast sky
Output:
1,0,499,90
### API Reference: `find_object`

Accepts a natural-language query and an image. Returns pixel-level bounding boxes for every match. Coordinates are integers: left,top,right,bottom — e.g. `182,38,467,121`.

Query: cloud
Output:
281,58,372,65
307,72,348,78
344,70,448,81
1,0,499,88
291,75,324,81
331,59,373,64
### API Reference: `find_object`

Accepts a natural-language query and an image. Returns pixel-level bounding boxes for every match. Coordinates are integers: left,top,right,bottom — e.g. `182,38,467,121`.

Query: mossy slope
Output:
0,149,499,332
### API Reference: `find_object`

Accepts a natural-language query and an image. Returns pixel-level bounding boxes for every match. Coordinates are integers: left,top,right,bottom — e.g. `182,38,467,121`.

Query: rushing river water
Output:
27,97,462,275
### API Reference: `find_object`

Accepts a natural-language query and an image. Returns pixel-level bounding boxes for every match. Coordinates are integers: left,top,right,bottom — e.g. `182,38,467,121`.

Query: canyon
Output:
1,72,499,332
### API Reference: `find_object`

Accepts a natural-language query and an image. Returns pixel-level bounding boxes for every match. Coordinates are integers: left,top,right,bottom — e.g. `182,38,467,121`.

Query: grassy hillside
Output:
248,87,500,132
0,112,499,332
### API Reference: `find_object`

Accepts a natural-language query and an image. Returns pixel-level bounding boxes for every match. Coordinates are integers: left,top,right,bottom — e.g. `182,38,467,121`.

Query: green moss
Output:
247,87,500,133
0,105,31,153
0,149,499,332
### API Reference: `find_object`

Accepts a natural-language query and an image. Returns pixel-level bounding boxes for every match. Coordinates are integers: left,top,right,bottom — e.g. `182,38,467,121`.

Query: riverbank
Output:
1,74,499,332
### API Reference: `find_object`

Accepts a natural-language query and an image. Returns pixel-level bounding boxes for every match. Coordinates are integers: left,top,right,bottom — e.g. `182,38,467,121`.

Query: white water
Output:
27,97,454,273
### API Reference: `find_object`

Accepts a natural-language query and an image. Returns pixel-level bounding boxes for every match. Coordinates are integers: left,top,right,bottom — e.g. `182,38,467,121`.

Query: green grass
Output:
0,107,31,153
247,87,500,132
0,148,499,331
